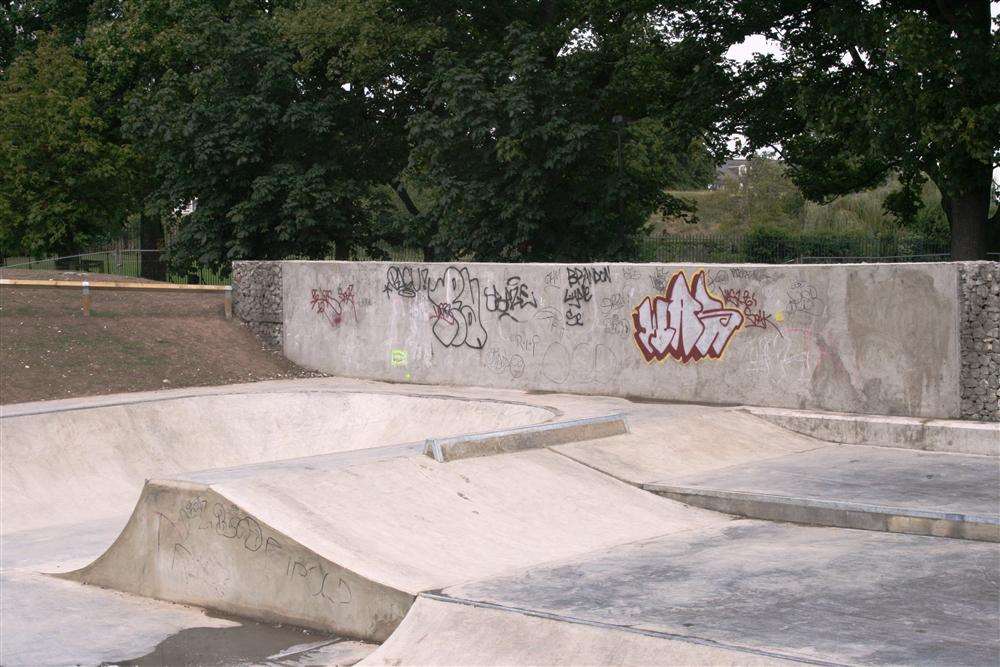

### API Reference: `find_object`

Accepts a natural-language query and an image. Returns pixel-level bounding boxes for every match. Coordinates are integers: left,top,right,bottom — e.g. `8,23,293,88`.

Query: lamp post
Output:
611,115,627,177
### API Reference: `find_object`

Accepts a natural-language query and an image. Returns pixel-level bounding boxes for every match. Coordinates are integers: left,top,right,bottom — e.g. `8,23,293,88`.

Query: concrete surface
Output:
438,521,1000,666
0,379,594,665
643,444,1000,541
3,377,998,665
65,479,416,641
551,409,826,485
0,389,555,533
279,261,963,417
66,447,725,640
746,406,1000,456
362,595,800,666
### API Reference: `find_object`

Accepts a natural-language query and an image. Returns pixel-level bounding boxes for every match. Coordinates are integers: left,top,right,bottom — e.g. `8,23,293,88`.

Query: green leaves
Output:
408,10,726,261
0,33,141,257
110,0,393,268
3,0,733,264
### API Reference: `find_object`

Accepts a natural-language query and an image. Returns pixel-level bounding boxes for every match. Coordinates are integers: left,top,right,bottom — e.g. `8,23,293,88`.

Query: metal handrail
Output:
0,278,232,318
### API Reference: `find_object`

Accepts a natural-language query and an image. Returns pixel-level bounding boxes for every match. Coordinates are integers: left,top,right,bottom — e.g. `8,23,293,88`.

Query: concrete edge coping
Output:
424,413,629,463
744,406,999,431
643,483,1000,542
740,406,1000,457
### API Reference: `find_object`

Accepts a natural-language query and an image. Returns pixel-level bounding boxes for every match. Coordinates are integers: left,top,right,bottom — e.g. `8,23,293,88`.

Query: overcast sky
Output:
726,3,1000,63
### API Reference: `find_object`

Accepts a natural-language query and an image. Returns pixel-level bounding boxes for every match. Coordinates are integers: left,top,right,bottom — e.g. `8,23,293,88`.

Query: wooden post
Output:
223,286,233,319
82,281,91,316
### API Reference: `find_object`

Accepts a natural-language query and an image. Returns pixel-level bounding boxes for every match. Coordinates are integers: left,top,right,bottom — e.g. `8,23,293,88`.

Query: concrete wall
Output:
247,260,968,419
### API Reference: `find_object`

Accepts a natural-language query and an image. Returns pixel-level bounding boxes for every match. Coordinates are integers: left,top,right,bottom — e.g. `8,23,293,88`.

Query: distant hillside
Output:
652,158,950,241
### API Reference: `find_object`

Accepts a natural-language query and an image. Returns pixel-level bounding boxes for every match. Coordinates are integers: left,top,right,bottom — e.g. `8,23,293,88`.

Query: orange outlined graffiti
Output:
632,270,744,363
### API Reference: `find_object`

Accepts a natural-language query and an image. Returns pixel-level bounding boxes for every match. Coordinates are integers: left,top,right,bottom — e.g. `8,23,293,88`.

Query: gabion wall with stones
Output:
959,261,1000,421
232,261,283,347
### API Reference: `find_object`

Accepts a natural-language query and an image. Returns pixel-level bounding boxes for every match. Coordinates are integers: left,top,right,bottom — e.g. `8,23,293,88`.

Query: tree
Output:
405,5,730,261
104,0,393,271
281,1,731,261
687,1,999,259
0,33,142,258
0,0,93,70
277,0,446,257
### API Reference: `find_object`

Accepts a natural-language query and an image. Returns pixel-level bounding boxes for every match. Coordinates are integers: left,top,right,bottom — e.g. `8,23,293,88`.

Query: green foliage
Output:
656,158,952,245
0,34,141,257
407,9,729,261
705,157,805,232
0,0,93,69
103,0,393,270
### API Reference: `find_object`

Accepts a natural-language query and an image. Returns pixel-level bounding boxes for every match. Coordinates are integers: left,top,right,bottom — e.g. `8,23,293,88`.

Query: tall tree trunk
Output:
139,215,166,281
942,162,992,260
334,240,350,261
393,181,438,262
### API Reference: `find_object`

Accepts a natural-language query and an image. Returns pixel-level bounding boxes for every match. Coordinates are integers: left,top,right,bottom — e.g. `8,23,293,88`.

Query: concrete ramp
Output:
66,448,725,641
1,389,555,534
362,596,796,666
64,480,413,641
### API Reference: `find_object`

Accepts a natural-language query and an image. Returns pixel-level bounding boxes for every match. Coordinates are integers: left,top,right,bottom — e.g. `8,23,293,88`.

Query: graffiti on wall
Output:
599,292,630,338
722,288,782,334
383,266,429,298
564,266,611,327
786,281,825,317
541,340,621,385
428,266,488,349
484,277,538,322
310,285,359,328
484,347,526,378
632,270,744,363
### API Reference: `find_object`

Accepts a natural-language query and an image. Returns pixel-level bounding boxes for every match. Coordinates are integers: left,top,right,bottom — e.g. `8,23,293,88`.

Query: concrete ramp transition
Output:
65,480,413,640
65,443,723,642
5,378,997,665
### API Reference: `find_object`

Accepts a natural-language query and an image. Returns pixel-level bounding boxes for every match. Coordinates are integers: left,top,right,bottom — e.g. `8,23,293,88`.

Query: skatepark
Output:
1,260,998,665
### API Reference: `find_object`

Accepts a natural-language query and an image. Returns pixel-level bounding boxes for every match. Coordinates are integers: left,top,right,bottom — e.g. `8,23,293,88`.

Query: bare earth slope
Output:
0,269,317,404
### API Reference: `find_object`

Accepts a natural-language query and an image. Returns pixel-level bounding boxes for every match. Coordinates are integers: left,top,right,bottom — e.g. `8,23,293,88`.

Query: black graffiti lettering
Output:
562,266,609,326
383,266,429,298
484,276,538,322
428,267,488,349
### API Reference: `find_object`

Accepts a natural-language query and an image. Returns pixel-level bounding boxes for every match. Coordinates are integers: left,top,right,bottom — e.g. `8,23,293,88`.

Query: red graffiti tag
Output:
723,287,781,334
310,285,358,328
632,270,744,363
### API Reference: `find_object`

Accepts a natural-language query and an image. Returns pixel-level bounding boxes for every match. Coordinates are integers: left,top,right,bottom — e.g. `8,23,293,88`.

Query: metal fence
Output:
636,233,951,264
0,250,228,285
0,234,969,284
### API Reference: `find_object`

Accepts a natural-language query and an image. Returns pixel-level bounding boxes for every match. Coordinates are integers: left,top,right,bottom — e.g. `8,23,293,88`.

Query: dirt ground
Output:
0,269,322,404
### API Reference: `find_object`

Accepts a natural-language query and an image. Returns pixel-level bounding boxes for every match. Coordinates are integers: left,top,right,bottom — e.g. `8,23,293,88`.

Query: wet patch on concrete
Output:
105,612,376,666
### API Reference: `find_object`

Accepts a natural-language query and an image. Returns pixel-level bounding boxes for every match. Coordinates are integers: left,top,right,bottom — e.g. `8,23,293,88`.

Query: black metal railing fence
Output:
0,232,967,284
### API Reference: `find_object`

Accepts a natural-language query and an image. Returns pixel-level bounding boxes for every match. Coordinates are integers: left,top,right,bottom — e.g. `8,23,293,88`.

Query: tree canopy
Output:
0,33,143,257
1,0,996,263
687,0,999,259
